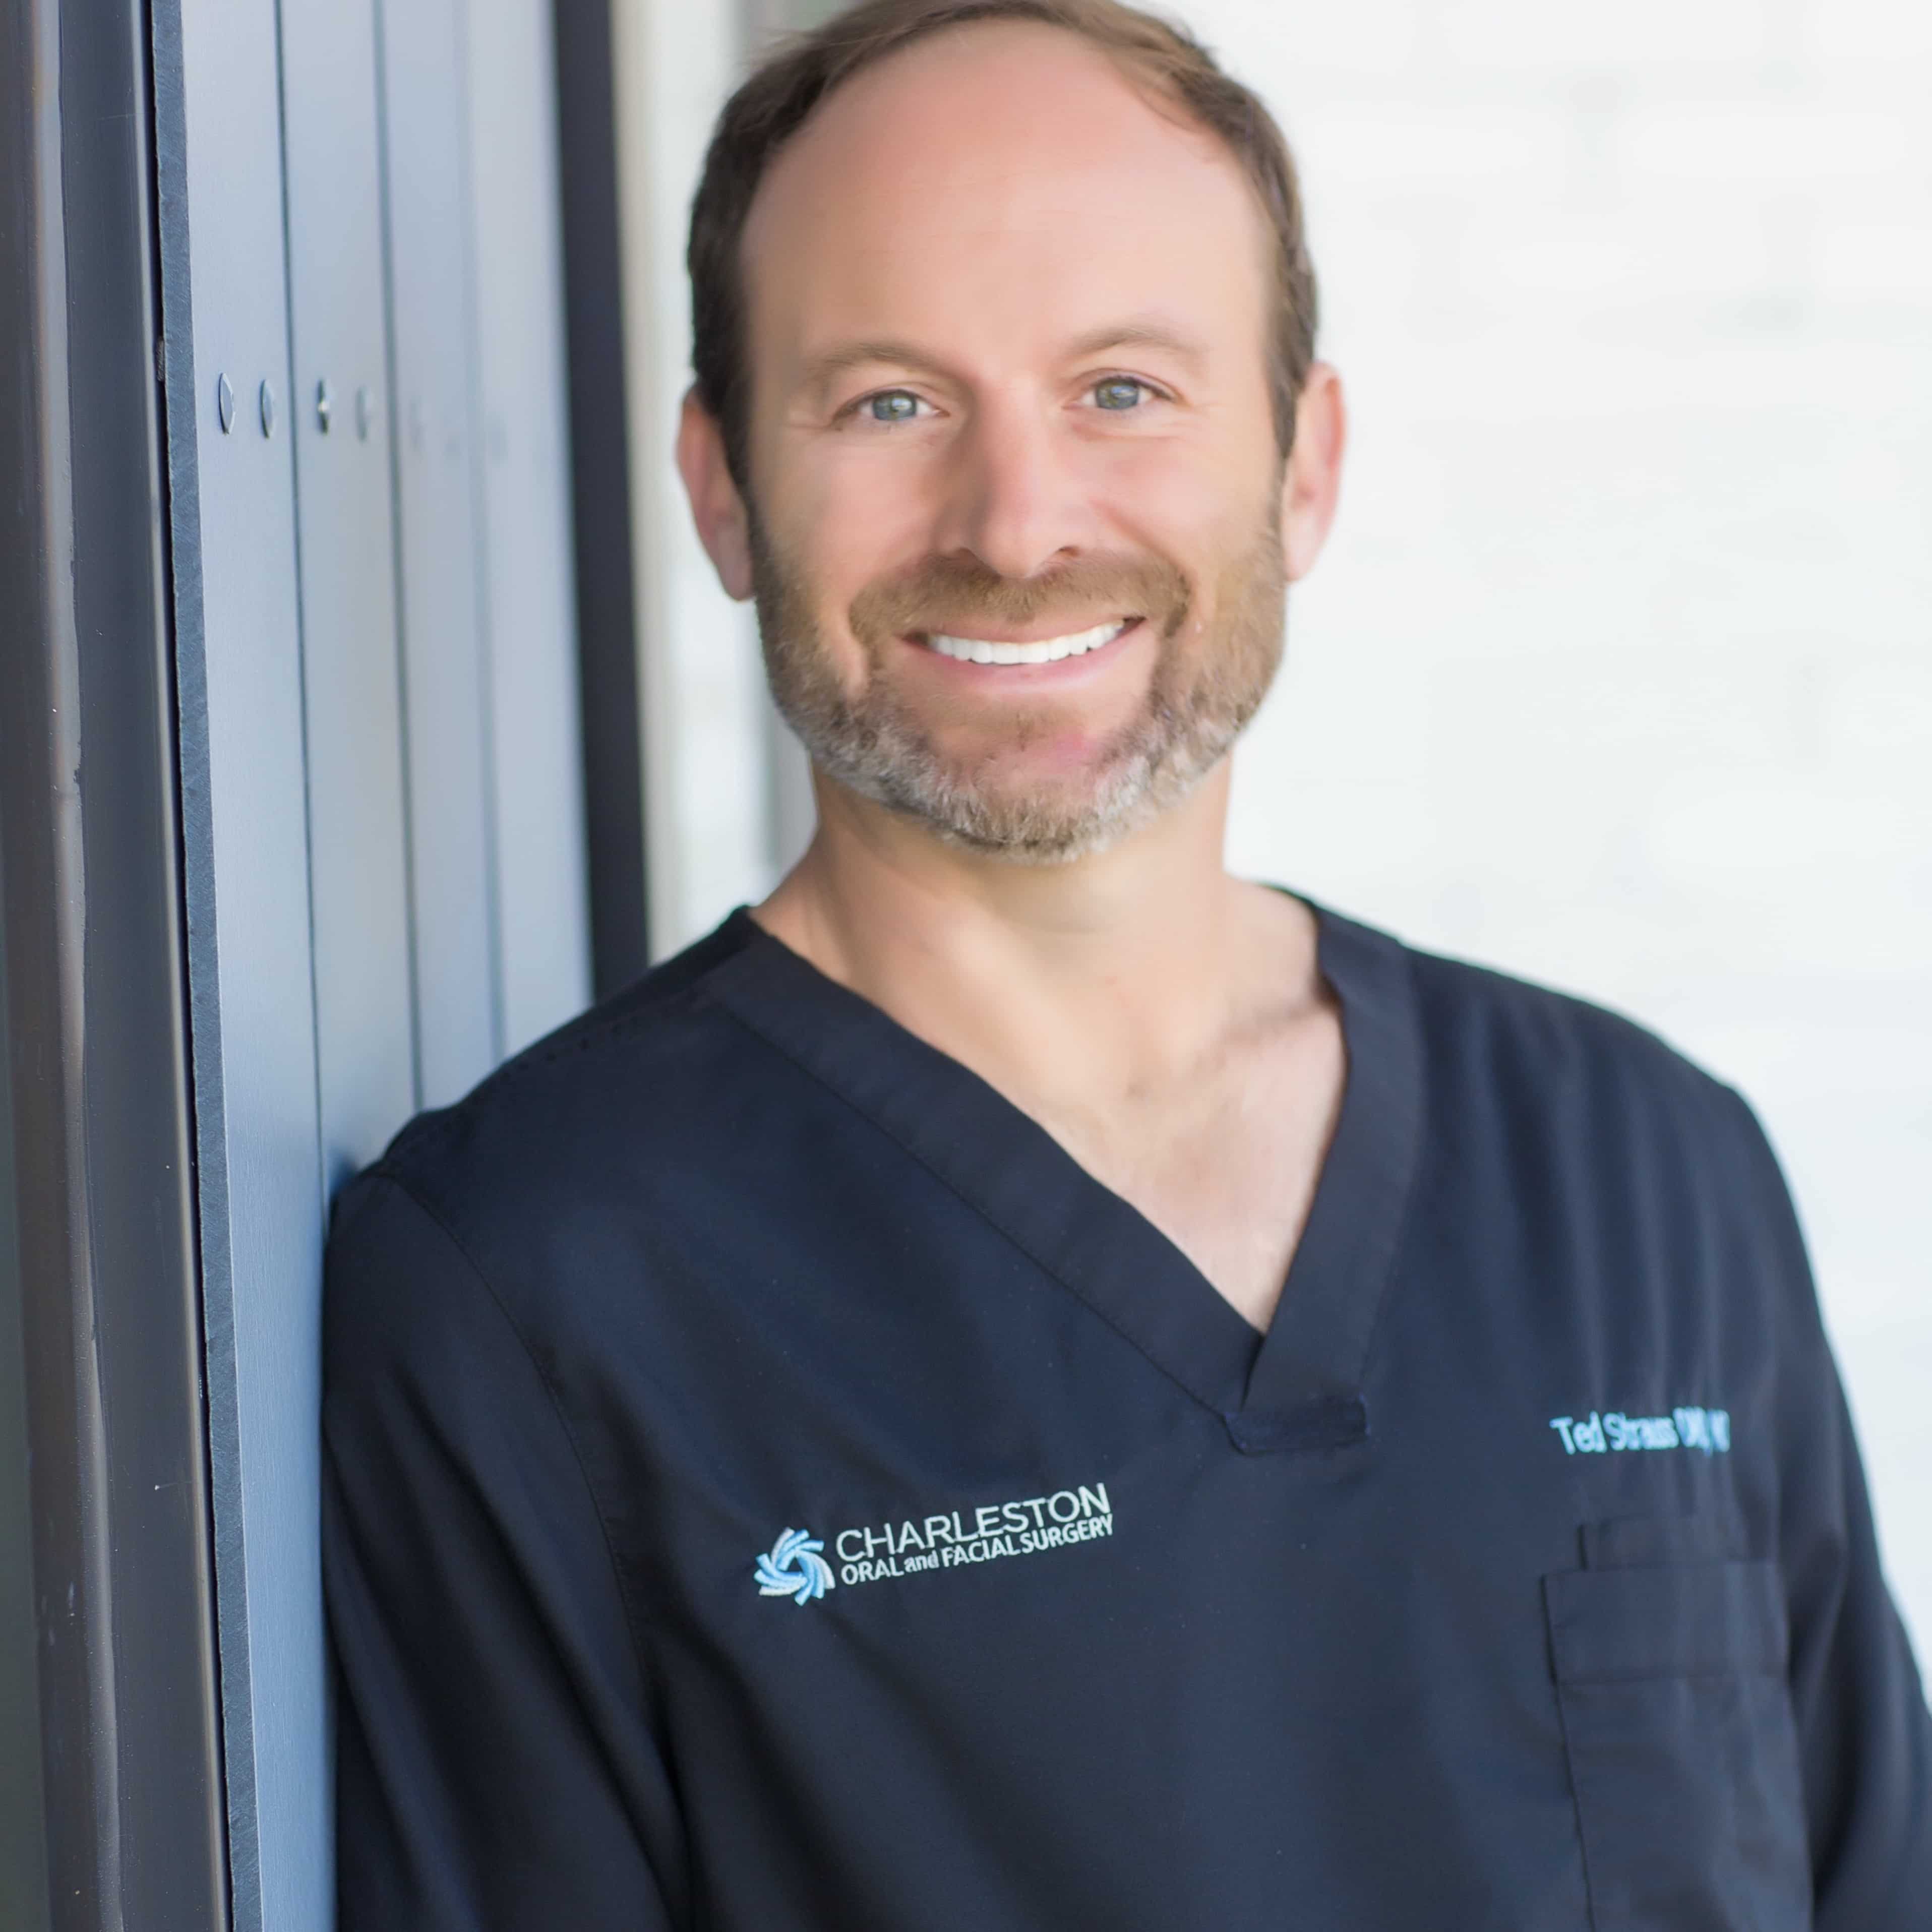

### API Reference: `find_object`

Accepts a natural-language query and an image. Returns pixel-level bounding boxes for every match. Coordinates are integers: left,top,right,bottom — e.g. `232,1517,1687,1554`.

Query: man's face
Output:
727,23,1297,862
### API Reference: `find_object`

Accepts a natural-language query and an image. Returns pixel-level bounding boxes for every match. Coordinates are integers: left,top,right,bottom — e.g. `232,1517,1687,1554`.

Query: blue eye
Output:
867,390,921,423
1093,378,1147,411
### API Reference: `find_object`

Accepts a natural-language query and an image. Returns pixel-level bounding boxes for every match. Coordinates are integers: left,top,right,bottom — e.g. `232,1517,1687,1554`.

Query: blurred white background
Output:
618,0,1932,1647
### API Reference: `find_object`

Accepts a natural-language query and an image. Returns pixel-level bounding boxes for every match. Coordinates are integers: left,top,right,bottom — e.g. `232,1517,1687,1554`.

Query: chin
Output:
891,747,1214,867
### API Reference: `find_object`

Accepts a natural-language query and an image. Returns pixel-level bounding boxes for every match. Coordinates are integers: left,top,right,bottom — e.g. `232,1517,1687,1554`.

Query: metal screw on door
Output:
259,380,276,438
316,379,333,435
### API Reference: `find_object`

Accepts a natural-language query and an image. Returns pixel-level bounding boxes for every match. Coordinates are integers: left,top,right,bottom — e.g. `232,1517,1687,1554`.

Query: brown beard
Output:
750,486,1287,863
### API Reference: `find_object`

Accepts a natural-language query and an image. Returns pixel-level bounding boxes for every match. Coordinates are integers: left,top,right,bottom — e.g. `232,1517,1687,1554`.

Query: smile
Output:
922,619,1129,666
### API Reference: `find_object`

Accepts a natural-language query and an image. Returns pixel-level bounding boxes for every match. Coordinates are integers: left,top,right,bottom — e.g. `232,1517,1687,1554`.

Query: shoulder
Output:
1343,904,1734,1108
384,910,753,1171
1315,903,1830,1382
375,910,763,1194
324,912,772,1355
1318,901,1785,1219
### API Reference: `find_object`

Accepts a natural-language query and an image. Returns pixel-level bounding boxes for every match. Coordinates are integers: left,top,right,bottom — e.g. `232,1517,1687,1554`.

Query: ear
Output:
1279,361,1346,583
676,386,755,601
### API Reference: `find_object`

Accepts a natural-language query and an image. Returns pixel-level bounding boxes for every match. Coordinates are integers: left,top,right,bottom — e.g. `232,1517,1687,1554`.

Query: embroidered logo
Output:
754,1528,835,1606
834,1482,1115,1588
757,1482,1115,1602
1549,1407,1731,1457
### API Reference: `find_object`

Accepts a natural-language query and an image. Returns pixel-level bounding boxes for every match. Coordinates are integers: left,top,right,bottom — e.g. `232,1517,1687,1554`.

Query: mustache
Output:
848,551,1192,645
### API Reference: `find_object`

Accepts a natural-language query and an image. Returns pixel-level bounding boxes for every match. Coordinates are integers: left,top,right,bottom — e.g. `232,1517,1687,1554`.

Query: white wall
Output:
614,0,776,954
1200,0,1932,1644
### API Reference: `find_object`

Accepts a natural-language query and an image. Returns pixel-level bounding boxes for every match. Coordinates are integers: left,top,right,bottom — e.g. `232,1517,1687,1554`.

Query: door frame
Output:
0,0,230,1926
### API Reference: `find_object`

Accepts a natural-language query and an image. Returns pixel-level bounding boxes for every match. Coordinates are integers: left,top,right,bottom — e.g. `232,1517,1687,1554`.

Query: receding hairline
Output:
740,14,1269,258
735,16,1284,419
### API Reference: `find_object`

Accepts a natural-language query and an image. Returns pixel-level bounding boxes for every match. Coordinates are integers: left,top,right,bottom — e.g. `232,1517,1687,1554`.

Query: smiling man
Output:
322,4,1932,1928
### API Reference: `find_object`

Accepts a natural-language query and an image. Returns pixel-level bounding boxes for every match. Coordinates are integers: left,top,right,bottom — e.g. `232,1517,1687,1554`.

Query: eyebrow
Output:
1060,320,1210,369
796,319,1211,400
799,339,952,396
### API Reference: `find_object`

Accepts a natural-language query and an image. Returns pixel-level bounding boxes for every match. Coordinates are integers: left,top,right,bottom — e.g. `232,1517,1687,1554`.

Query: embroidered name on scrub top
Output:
1549,1406,1732,1456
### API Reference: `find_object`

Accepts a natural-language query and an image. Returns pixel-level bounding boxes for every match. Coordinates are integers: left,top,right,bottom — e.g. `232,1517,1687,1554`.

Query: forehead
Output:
739,22,1271,379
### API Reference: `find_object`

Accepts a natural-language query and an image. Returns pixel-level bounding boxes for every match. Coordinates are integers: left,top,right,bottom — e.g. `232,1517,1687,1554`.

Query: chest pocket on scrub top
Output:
1542,1539,1812,1931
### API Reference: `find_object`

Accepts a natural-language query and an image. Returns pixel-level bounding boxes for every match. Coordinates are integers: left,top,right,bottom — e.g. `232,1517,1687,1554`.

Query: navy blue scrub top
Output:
323,900,1932,1930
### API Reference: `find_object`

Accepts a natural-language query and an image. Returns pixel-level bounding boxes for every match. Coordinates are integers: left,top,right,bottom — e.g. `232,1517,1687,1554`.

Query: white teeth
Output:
925,619,1128,666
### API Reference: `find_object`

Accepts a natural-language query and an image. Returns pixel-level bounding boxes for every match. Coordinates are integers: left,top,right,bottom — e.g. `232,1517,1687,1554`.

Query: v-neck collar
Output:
702,895,1424,1456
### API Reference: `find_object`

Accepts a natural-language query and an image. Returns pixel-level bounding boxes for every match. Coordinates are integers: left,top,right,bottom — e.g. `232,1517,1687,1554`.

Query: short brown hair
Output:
687,0,1319,493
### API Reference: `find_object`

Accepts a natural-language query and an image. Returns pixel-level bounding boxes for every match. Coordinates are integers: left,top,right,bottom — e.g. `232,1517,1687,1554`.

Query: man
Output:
322,2,1932,1925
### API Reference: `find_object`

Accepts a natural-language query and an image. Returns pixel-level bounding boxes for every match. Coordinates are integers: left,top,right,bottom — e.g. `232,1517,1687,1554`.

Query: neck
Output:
753,762,1288,1087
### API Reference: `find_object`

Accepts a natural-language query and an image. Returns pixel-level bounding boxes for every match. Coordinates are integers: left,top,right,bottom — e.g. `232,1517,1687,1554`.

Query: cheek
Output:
1094,432,1268,548
806,437,949,559
771,455,938,653
1095,444,1278,629
753,504,904,701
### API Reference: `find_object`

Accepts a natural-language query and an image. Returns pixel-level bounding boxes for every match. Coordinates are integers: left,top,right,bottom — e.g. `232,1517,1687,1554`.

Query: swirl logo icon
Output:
755,1528,835,1606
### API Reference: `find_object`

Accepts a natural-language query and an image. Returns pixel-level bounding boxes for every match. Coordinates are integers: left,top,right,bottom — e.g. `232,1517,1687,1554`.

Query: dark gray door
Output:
4,0,644,1920
153,0,593,1925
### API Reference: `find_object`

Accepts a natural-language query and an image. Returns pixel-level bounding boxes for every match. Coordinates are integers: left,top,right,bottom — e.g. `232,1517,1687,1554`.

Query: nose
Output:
935,389,1091,582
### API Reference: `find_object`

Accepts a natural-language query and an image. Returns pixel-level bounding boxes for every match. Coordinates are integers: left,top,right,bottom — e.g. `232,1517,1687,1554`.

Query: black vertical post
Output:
553,0,653,991
0,0,230,1924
